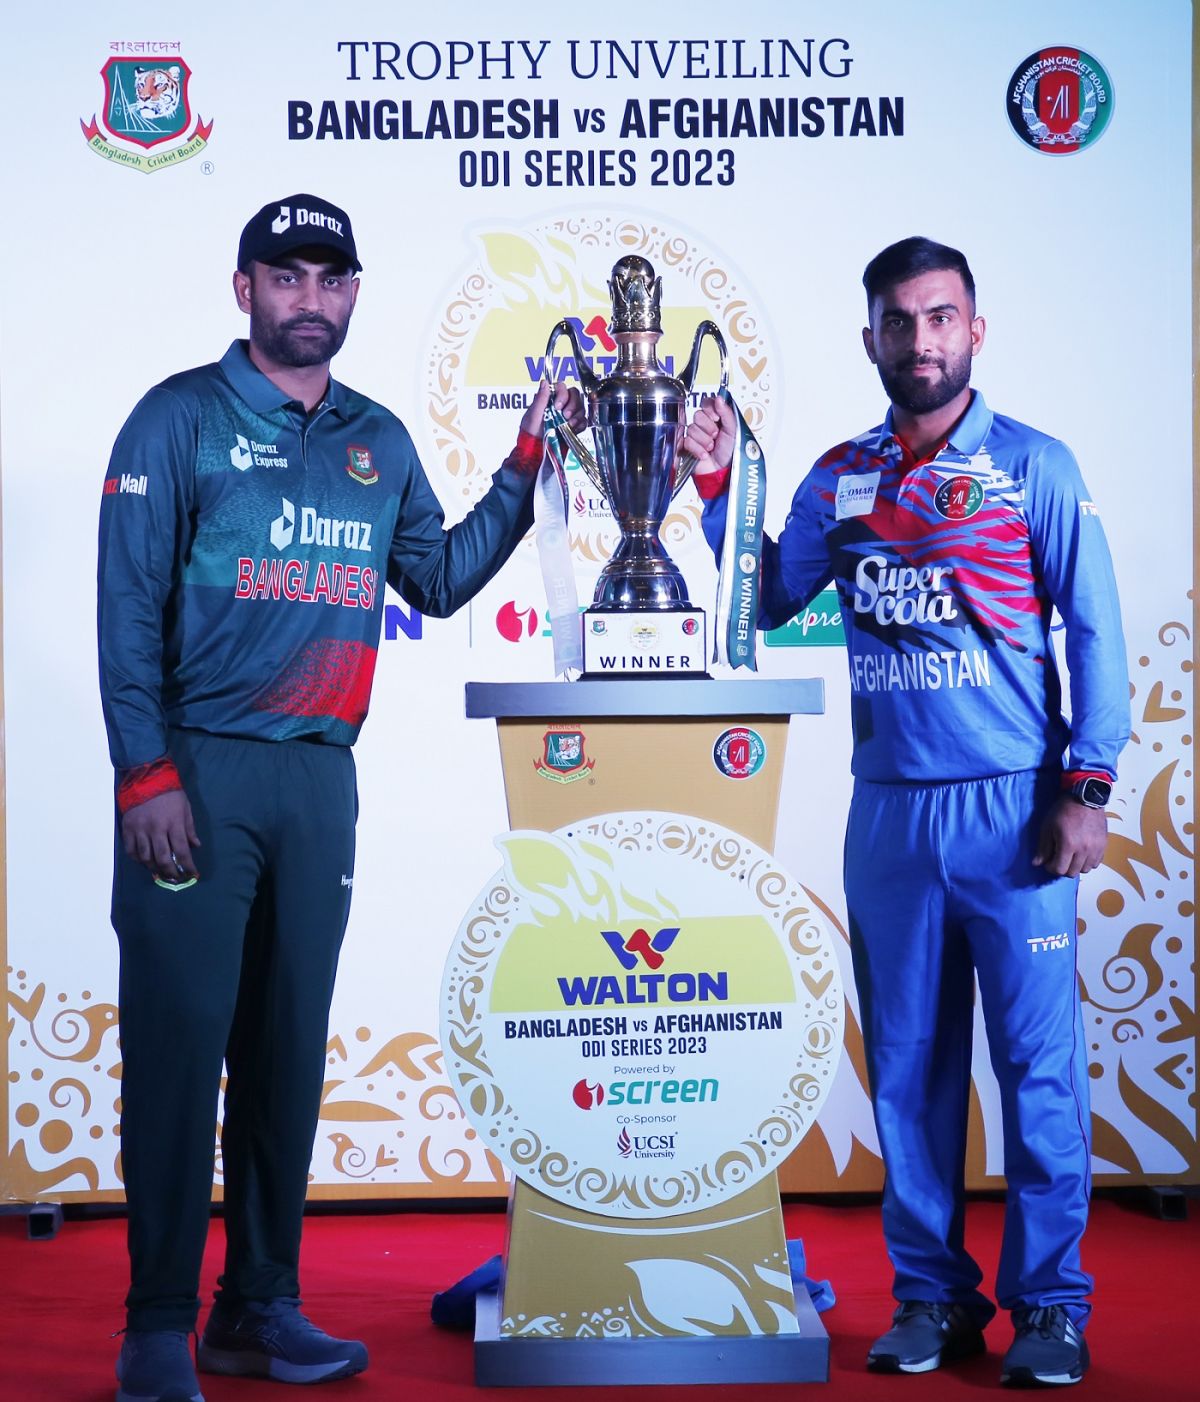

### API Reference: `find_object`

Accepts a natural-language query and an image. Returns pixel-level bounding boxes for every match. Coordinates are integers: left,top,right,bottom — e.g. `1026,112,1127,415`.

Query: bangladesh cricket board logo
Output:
80,52,213,173
534,727,595,784
346,445,378,485
1006,48,1113,155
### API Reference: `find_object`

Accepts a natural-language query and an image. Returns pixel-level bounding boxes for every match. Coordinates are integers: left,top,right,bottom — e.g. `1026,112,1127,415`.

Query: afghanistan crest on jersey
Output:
80,49,213,173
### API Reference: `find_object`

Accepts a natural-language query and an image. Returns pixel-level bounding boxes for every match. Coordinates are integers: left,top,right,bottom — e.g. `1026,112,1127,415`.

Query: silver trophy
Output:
546,255,727,675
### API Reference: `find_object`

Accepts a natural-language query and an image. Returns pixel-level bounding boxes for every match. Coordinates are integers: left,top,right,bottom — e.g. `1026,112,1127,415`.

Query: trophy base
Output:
581,608,708,677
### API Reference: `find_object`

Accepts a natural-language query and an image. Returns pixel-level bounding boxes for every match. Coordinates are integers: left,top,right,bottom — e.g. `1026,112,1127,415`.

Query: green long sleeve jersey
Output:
98,340,536,784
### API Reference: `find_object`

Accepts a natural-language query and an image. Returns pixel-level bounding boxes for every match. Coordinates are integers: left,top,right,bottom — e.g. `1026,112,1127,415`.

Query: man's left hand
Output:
1033,795,1108,878
521,380,586,439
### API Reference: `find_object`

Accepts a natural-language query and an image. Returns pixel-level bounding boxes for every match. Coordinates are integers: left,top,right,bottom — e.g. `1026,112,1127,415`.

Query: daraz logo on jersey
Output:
853,554,958,626
268,497,373,553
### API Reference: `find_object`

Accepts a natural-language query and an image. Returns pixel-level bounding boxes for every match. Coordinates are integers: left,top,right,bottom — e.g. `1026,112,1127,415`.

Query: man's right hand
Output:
122,789,201,883
683,394,737,475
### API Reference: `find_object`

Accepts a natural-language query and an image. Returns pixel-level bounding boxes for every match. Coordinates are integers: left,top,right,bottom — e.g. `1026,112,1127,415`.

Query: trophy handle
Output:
673,321,729,497
543,320,604,493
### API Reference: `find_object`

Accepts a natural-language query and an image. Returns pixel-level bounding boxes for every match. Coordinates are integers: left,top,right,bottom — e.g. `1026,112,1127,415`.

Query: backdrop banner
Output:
1,1,1194,1201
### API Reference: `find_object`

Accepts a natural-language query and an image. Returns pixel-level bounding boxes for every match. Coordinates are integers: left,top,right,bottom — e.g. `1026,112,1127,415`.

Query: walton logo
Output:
525,315,620,383
1027,933,1071,954
572,1079,605,1110
601,927,679,971
272,205,345,237
556,927,730,1006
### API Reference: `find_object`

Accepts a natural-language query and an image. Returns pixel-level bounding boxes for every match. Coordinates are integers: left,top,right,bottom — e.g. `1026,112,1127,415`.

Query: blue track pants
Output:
845,769,1092,1327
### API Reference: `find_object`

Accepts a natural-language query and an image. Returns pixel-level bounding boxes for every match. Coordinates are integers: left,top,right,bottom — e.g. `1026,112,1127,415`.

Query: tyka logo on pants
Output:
1027,932,1070,954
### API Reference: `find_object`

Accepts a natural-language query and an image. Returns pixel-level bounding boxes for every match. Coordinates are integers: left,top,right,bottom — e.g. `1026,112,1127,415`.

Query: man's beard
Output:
250,305,350,368
877,347,972,415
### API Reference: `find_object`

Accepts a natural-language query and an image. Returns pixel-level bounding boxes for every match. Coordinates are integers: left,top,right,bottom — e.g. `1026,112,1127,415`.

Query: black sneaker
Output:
867,1300,986,1373
115,1330,204,1402
198,1298,368,1384
1002,1305,1089,1387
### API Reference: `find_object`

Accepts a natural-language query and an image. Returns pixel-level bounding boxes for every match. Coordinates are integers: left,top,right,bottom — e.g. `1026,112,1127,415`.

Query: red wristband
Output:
1061,768,1113,790
506,429,545,476
117,756,183,814
693,466,732,501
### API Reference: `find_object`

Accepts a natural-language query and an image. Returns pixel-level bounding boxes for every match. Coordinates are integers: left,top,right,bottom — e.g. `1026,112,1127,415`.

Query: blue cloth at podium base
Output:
431,1240,835,1330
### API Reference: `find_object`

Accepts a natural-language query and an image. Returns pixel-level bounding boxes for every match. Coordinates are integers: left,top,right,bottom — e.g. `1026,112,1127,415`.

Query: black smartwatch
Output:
1068,776,1112,809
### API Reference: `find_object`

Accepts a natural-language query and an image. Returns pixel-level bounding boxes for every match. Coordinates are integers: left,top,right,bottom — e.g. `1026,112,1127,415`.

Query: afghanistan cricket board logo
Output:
934,474,984,521
534,727,595,784
1006,48,1113,154
80,53,213,173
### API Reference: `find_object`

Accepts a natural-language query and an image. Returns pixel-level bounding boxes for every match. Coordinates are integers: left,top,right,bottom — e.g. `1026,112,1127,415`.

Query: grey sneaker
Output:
867,1300,986,1373
198,1297,367,1384
1002,1305,1089,1386
115,1330,204,1402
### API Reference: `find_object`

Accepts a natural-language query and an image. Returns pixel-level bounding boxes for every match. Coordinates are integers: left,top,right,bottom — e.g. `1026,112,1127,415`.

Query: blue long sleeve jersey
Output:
99,341,536,772
702,392,1130,783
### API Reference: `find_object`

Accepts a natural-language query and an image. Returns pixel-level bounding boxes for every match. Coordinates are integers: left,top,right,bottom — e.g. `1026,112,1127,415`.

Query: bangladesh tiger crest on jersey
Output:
346,445,379,485
80,49,213,173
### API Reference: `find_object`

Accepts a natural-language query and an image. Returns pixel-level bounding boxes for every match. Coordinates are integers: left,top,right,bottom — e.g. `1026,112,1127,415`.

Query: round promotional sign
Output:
442,812,843,1218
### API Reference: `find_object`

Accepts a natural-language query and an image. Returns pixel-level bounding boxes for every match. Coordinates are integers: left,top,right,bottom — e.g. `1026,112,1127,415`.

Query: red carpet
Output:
1,1196,1193,1400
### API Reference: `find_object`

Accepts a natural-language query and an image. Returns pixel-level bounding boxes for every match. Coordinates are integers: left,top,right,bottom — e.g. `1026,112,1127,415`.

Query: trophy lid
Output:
608,256,662,335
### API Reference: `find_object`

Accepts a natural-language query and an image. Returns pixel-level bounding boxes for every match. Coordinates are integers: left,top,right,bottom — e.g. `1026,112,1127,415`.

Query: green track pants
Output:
112,729,357,1331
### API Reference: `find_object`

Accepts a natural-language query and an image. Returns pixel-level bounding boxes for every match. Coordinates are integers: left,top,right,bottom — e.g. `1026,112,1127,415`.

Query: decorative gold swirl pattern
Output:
441,813,844,1217
1079,606,1196,1179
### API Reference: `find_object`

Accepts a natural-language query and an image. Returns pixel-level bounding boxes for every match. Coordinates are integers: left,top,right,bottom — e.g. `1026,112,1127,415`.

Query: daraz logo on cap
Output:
271,204,344,238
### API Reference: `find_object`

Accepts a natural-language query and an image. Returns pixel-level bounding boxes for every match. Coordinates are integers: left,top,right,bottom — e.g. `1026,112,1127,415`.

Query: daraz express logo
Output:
556,927,730,1006
269,498,374,553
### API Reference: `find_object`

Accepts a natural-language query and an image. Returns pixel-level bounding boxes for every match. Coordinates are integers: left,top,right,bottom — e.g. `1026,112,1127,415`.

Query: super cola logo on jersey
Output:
851,554,958,626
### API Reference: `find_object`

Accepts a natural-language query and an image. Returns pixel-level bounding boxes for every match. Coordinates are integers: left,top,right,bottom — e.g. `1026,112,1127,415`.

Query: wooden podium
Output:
458,678,829,1387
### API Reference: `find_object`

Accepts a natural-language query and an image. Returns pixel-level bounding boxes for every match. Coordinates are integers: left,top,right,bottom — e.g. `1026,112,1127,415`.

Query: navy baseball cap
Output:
238,194,362,273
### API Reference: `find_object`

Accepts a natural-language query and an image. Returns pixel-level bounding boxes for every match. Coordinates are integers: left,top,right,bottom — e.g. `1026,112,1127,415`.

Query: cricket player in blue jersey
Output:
685,237,1128,1387
97,194,582,1402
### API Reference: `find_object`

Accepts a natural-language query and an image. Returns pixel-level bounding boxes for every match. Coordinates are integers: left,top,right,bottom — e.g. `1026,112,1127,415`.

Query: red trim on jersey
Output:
117,756,184,814
895,436,948,469
255,639,379,728
506,430,544,476
693,466,732,500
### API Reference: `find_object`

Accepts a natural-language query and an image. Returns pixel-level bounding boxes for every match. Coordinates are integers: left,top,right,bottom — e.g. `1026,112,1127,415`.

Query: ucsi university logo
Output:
617,1127,677,1160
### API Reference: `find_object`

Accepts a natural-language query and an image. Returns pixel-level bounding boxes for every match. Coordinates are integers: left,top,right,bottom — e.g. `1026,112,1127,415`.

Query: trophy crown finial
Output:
608,255,662,334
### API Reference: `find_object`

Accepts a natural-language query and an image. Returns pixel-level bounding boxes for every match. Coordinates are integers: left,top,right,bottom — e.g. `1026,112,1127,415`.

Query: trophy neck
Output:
613,330,664,375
